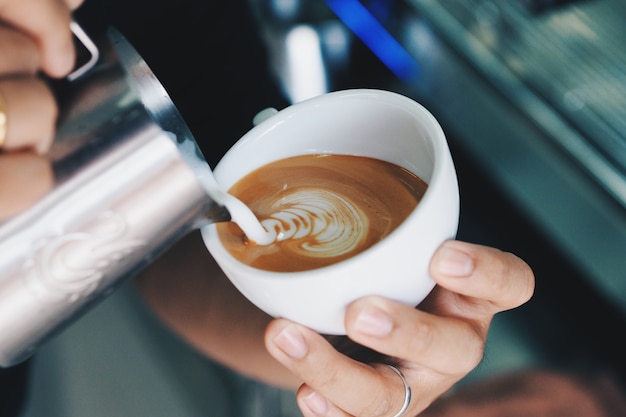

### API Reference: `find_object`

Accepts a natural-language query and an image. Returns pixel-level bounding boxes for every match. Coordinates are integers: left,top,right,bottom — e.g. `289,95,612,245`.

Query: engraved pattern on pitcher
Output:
24,210,145,303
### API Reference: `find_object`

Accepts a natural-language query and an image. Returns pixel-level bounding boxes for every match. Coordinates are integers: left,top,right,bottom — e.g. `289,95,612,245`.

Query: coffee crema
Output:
216,154,428,272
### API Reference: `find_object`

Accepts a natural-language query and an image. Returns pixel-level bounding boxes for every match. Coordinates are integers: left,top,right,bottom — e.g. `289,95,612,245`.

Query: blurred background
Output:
9,0,626,416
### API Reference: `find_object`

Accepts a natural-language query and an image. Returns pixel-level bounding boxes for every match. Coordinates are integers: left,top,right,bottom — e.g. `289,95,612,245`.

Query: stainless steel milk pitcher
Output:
0,27,230,366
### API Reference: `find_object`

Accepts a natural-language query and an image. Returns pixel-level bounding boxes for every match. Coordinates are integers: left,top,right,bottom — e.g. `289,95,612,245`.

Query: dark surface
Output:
74,0,290,168
0,360,31,417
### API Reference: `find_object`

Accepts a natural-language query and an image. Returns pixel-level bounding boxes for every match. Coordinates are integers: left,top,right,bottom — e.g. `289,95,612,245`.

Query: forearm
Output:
134,230,301,389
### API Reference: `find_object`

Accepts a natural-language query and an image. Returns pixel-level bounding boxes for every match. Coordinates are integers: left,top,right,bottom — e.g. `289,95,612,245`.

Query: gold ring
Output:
0,91,7,148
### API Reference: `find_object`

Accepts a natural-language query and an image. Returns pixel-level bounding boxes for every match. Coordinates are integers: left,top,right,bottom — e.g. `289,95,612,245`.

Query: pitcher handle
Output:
67,21,100,81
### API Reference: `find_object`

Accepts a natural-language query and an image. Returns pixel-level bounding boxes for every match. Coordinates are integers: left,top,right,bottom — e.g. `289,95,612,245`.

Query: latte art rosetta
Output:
261,189,369,258
216,154,427,272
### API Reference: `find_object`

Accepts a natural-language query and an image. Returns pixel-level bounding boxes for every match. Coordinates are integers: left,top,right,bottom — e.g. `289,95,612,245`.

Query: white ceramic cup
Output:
201,89,459,335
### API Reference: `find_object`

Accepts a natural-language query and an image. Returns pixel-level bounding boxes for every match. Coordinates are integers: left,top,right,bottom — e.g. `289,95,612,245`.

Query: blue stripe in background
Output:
324,0,421,81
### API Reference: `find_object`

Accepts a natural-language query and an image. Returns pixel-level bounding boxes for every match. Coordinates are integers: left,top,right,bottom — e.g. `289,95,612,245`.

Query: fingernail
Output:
354,306,393,337
274,324,308,359
302,390,329,415
438,246,473,277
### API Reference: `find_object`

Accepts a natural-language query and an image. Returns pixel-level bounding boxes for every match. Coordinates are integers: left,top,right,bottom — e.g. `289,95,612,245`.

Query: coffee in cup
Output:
216,154,428,272
202,89,459,335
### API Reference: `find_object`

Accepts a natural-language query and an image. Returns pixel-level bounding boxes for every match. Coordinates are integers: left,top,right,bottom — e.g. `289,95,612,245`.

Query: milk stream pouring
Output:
0,26,259,366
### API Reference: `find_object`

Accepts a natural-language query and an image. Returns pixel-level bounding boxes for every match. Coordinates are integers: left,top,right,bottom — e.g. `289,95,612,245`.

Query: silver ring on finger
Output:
387,364,411,417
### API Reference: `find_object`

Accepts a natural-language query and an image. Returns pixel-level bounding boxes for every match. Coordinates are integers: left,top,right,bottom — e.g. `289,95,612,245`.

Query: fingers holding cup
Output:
0,0,80,77
0,24,42,75
345,296,485,377
0,18,59,153
341,241,535,377
0,151,54,220
265,319,418,417
427,240,535,318
0,76,57,153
